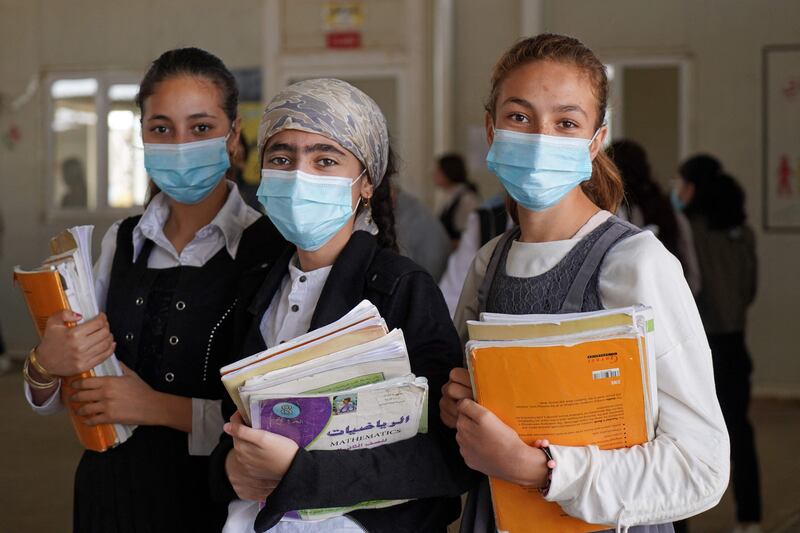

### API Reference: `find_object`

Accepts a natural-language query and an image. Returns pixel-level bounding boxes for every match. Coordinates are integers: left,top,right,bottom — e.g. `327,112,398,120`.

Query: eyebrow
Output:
145,112,217,122
501,97,534,110
265,142,347,156
502,98,588,118
554,105,588,118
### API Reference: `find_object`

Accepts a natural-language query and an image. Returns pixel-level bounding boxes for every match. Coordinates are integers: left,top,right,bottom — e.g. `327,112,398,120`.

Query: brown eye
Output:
268,156,290,166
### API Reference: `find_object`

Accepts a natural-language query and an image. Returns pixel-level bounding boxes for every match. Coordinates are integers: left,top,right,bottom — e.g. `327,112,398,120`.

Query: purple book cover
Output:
257,397,333,448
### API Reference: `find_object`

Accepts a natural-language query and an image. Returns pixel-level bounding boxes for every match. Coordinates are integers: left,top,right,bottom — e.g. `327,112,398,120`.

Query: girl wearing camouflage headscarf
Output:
210,78,474,533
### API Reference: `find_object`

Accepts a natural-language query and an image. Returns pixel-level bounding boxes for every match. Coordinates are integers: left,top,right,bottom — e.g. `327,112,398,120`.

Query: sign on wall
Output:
763,45,800,232
324,1,364,49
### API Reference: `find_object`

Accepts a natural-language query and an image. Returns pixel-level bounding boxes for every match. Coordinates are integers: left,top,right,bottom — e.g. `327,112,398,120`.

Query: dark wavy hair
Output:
610,140,680,257
680,154,746,231
137,47,239,204
437,153,478,194
360,146,399,251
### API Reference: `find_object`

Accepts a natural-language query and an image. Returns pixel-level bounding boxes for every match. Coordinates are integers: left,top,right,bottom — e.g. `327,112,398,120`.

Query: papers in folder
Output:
220,300,427,520
13,225,135,452
466,305,657,533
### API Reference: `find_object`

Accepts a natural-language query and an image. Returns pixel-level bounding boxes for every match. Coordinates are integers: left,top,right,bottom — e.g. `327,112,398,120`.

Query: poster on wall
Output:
763,45,800,232
232,68,263,187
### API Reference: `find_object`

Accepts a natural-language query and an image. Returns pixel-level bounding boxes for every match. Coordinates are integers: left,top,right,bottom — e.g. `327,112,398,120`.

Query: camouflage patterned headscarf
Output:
258,78,390,187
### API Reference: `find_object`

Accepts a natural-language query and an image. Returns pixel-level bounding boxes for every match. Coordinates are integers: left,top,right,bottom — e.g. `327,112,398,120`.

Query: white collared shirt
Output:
25,181,262,456
259,254,333,347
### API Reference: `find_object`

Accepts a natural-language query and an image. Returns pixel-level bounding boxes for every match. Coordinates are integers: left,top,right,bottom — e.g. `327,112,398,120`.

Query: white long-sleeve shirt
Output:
454,210,729,528
25,181,261,456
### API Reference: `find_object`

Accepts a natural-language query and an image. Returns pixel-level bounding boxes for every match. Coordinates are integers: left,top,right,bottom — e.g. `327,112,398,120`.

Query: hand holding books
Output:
35,310,115,378
224,445,280,502
14,225,135,451
440,367,472,428
454,396,551,489
224,410,300,493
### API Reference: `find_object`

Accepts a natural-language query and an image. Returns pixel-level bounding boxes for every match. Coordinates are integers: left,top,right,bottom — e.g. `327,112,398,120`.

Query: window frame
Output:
44,70,144,221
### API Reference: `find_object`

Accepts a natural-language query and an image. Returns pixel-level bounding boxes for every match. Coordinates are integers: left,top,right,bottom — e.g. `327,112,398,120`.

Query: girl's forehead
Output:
144,76,224,115
500,61,597,107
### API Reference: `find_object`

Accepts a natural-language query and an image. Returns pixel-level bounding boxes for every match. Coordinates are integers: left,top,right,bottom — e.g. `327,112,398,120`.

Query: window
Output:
46,73,145,214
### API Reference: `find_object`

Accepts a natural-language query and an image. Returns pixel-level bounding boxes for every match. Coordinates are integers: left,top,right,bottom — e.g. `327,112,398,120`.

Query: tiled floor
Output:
1,363,798,532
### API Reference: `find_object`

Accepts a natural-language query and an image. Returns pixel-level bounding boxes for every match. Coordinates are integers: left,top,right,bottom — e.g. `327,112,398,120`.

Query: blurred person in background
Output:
674,155,761,533
438,194,513,316
433,153,481,248
610,139,700,295
0,205,9,374
393,180,451,281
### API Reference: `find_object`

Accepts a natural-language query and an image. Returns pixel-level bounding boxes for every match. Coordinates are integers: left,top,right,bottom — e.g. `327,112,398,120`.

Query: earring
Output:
362,196,373,224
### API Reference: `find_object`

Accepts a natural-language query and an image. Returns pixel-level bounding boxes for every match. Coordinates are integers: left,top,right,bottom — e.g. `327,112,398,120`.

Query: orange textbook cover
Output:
13,269,118,452
468,336,649,533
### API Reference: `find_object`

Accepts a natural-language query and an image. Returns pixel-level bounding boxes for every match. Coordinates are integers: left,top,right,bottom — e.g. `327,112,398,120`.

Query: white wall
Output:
544,0,800,396
2,0,798,395
448,0,800,395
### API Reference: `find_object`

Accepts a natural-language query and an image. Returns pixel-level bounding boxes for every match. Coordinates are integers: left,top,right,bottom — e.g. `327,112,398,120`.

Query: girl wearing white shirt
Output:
24,48,283,532
440,34,729,532
209,78,472,533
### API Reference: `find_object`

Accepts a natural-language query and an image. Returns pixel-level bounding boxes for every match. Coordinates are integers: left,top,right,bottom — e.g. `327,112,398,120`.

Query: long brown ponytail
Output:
486,33,624,216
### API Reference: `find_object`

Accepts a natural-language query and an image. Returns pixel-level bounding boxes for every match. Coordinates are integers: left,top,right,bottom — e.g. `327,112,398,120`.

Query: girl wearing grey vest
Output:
440,34,729,532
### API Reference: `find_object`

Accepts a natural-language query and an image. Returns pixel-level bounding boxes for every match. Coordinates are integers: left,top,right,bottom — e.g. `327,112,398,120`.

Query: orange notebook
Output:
14,268,119,452
468,335,650,533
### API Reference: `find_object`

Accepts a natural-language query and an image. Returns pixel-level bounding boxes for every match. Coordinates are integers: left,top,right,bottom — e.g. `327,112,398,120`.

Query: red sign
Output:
326,31,361,49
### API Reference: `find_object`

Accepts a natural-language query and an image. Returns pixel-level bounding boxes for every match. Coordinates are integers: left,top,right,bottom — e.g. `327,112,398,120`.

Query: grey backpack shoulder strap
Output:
559,217,639,313
476,227,520,314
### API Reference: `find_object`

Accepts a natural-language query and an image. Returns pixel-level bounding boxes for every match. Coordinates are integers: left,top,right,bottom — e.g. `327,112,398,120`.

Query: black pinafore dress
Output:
73,215,275,533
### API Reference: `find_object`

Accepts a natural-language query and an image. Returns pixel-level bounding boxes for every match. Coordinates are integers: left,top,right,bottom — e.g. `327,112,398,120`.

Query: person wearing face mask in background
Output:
208,78,473,533
674,156,762,533
23,48,284,533
440,34,729,531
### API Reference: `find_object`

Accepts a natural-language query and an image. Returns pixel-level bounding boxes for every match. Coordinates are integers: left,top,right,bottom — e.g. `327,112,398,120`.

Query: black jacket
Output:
209,231,476,532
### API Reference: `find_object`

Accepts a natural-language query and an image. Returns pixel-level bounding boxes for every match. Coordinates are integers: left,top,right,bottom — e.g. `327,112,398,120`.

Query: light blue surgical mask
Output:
486,128,599,212
670,188,686,211
257,168,365,252
144,134,231,204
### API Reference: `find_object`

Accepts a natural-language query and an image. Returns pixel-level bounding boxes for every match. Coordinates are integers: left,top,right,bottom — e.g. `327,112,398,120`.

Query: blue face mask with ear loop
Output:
257,168,366,252
486,127,601,212
143,131,232,205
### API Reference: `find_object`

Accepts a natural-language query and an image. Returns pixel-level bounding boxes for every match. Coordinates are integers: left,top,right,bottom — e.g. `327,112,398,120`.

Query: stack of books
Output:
220,300,427,520
14,225,135,452
466,305,658,533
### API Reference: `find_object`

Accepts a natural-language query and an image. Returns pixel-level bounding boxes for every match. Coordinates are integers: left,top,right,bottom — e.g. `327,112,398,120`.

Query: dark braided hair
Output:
361,146,399,251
